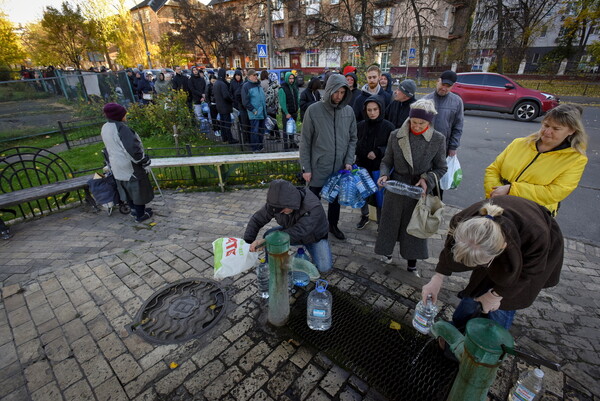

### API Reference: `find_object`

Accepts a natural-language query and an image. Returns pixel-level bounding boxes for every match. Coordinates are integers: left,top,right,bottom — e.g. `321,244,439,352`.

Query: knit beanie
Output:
103,103,127,121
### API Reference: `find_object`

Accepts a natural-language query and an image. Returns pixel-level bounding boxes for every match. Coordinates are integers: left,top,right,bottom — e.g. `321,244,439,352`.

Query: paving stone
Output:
262,341,296,373
110,353,143,384
138,344,178,370
339,385,363,401
46,289,69,309
112,286,136,304
292,363,326,401
221,335,255,367
30,382,63,401
290,346,315,369
53,357,84,390
17,338,43,364
40,277,62,295
12,319,37,346
0,369,25,398
348,375,369,395
190,335,231,368
62,318,88,343
5,293,27,312
24,359,53,392
122,334,154,360
95,376,129,401
230,365,270,401
320,365,351,396
64,379,95,401
71,334,99,363
184,359,225,394
44,335,72,362
82,355,114,387
203,366,244,401
124,363,164,399
239,340,270,372
266,362,301,396
54,301,78,325
155,360,197,395
2,386,29,401
86,315,113,341
88,285,113,305
8,305,32,327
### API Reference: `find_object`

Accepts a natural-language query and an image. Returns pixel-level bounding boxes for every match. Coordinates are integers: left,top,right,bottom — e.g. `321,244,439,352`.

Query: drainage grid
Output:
287,286,458,401
127,278,228,345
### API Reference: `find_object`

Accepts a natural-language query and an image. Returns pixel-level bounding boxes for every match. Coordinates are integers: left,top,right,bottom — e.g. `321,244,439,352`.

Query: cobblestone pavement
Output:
1,190,599,401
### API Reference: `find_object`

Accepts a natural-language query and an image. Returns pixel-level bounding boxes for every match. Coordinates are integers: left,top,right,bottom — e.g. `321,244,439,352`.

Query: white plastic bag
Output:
440,155,463,190
212,237,259,279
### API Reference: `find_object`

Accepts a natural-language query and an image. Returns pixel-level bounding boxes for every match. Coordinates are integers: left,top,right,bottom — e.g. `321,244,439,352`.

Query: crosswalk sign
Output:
409,48,416,59
257,44,268,58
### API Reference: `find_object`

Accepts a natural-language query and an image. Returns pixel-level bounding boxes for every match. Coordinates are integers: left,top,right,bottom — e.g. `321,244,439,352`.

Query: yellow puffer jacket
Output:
484,137,587,216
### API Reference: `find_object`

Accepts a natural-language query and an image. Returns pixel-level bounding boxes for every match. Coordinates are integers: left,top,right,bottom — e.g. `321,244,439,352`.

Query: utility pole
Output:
136,7,153,69
266,0,274,68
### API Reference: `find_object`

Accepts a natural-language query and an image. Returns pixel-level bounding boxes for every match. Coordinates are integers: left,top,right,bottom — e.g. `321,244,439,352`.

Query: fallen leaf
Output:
169,362,178,369
149,222,157,226
389,320,401,330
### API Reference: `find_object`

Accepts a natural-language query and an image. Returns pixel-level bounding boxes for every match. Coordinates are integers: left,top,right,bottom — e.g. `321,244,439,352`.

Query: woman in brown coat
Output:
421,195,564,329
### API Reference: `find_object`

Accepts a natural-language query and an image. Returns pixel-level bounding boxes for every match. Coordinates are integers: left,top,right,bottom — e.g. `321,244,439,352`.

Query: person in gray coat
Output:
375,99,447,271
244,179,332,272
423,70,464,157
101,103,154,223
300,73,358,240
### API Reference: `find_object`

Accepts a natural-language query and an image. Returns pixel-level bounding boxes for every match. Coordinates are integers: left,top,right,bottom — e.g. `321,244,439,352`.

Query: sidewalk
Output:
1,190,599,400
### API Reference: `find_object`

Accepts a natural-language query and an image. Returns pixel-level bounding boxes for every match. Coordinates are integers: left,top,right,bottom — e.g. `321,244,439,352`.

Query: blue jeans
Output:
263,227,332,273
250,118,266,151
453,297,516,330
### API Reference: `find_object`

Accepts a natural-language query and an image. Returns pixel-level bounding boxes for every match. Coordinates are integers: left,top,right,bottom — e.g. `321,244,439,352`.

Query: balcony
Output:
372,25,393,37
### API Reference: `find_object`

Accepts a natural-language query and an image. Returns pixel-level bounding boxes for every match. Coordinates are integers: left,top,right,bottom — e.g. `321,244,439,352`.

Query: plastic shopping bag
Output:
440,155,463,190
212,237,259,279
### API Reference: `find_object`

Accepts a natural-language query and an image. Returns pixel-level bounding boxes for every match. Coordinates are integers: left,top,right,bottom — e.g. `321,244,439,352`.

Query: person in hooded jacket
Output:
154,72,172,95
352,65,392,124
380,72,393,97
355,95,395,229
230,69,250,144
205,74,220,137
385,79,417,128
241,69,267,151
344,72,361,108
190,67,206,122
279,72,300,150
300,73,358,241
214,68,238,144
299,76,322,122
244,179,332,272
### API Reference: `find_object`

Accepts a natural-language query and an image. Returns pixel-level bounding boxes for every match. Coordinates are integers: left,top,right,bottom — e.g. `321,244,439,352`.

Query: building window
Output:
375,44,392,71
234,57,241,68
274,23,285,38
272,0,284,21
307,20,316,35
348,46,361,65
330,0,339,4
306,0,320,15
259,4,265,17
306,50,319,67
354,14,362,30
259,58,268,68
289,21,300,37
243,5,249,18
443,8,450,27
245,56,253,68
246,29,252,41
540,26,548,37
274,53,289,68
532,53,540,64
400,49,407,66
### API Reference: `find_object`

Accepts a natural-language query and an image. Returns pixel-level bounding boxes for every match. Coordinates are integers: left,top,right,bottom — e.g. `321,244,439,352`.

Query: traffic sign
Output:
409,48,416,59
257,44,268,58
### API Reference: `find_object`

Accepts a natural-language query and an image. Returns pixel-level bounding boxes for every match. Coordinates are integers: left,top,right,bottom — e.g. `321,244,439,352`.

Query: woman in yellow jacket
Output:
484,104,588,216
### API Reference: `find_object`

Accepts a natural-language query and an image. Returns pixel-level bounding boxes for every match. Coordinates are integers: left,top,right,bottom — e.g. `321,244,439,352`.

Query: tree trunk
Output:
446,0,478,67
496,0,504,73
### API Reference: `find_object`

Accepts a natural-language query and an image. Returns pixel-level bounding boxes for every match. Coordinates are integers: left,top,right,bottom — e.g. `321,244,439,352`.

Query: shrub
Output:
127,91,196,138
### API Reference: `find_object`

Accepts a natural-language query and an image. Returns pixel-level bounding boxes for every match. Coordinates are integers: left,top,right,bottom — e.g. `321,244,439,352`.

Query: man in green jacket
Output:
278,72,300,150
300,73,358,240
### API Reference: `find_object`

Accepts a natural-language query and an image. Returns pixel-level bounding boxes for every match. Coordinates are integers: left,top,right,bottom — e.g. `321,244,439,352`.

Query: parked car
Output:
451,72,559,122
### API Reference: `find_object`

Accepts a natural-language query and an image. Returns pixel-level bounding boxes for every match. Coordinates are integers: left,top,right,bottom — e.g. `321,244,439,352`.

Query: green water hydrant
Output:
265,231,290,326
431,318,514,401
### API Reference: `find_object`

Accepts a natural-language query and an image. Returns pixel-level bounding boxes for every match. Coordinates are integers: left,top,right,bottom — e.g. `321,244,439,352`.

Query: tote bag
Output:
406,173,444,239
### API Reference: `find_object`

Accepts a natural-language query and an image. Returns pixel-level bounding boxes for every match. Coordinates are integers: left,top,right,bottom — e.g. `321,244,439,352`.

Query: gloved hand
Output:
475,290,503,313
421,273,445,303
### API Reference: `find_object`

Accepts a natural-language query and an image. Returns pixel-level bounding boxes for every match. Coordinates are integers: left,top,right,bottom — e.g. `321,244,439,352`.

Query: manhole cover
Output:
127,278,227,344
287,287,458,401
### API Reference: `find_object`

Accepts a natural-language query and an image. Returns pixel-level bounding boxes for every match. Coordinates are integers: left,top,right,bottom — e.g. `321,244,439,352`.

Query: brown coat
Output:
436,195,564,310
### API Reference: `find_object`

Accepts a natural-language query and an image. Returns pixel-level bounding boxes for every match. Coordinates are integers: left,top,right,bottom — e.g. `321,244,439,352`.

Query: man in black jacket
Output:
214,68,238,144
385,79,417,128
172,66,192,110
244,179,332,273
190,67,206,122
352,65,391,123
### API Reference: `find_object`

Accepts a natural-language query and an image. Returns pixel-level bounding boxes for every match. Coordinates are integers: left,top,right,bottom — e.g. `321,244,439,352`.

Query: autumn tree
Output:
22,22,63,67
177,0,252,67
0,12,26,68
158,32,188,67
38,2,92,69
556,0,600,65
78,0,121,69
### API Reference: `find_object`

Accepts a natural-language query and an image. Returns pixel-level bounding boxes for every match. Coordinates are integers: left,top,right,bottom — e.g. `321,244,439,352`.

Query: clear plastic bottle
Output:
384,180,424,199
412,294,438,335
307,280,332,330
256,257,269,299
286,118,296,134
508,368,544,401
292,248,311,287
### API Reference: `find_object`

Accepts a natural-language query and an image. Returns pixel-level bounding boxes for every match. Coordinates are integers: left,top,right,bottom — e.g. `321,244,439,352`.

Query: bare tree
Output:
176,0,253,67
445,0,479,66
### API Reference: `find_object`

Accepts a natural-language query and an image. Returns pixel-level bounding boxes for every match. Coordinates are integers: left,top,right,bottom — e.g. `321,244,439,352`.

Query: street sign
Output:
257,44,268,58
409,48,416,59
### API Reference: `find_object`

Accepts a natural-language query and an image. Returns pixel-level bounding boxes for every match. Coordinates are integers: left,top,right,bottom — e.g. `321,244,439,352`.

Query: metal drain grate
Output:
127,278,227,345
287,286,458,401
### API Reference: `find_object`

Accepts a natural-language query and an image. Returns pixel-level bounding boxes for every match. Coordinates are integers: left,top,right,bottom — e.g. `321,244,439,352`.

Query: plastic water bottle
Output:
384,180,424,199
292,248,311,287
307,280,332,330
412,294,438,335
256,258,269,299
353,166,378,194
286,118,296,134
508,369,544,401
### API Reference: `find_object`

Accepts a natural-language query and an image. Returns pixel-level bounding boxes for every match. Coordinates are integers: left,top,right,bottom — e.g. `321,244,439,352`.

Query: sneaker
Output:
130,208,152,218
380,255,393,264
135,210,153,223
356,215,369,230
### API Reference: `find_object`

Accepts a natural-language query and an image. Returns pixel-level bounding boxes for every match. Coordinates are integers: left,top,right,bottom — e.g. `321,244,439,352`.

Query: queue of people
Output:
100,64,589,339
